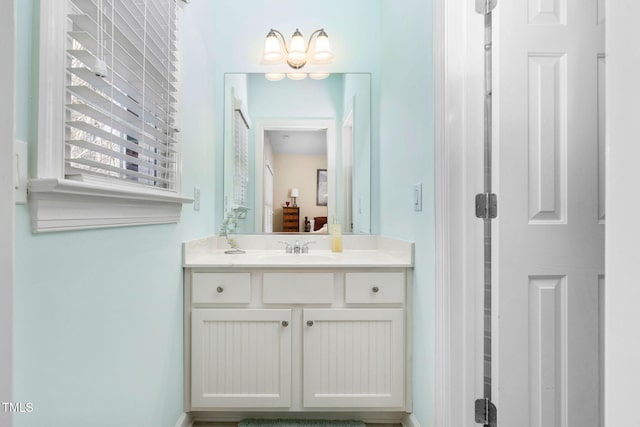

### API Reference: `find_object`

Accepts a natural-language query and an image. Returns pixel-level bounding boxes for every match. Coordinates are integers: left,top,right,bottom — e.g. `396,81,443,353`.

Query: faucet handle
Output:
278,240,293,253
302,241,316,253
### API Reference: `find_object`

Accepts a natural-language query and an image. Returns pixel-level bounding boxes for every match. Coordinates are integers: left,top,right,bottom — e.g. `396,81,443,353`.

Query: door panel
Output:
495,0,605,425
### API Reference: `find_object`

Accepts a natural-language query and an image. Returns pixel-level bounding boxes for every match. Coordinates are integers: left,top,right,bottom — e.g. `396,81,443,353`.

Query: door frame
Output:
435,0,487,426
254,119,336,232
0,1,15,425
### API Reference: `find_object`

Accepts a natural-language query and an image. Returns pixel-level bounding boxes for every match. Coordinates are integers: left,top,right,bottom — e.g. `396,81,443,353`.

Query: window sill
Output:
28,178,193,233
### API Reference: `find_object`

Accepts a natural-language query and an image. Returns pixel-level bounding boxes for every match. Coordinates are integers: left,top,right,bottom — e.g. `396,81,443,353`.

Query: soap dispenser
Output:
330,219,342,253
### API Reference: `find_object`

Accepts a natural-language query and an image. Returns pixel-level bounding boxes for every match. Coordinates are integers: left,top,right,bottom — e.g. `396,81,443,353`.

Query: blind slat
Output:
68,49,176,115
66,139,175,173
69,21,176,96
66,0,180,190
67,103,177,153
233,109,249,207
68,15,178,94
68,67,174,133
67,157,173,185
67,120,176,161
67,86,178,145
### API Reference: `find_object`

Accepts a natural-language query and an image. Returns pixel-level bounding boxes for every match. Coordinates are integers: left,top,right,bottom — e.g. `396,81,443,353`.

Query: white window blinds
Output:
233,108,249,208
65,0,179,190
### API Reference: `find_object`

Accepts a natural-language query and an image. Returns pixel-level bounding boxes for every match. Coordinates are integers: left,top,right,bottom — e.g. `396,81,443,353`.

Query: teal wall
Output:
13,0,435,426
380,1,435,426
13,1,217,426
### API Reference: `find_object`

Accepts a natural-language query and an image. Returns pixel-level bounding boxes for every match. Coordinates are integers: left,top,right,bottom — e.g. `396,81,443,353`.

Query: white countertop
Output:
183,235,414,268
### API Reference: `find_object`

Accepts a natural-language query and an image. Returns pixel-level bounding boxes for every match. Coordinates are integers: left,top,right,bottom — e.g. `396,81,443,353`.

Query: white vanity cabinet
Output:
184,267,412,414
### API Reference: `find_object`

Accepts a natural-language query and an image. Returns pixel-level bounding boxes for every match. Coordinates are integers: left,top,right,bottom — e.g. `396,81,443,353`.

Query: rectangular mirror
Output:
223,73,371,234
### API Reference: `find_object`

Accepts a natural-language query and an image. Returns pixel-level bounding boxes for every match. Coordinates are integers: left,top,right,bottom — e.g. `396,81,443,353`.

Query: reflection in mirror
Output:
223,73,371,234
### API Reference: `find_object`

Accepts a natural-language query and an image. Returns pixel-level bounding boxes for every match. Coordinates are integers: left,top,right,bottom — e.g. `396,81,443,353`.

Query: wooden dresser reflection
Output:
282,206,300,232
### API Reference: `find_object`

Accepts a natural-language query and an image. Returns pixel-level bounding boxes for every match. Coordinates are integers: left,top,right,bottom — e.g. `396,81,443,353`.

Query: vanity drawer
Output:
345,272,405,304
192,272,251,304
263,273,334,304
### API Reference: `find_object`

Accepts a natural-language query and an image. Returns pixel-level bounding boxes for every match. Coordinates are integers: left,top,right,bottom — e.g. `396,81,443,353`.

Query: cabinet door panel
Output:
191,309,292,408
303,308,404,408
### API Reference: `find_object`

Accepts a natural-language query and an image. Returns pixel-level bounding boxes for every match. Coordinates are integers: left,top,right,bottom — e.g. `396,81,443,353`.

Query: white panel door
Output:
302,308,404,409
495,1,605,426
191,309,292,408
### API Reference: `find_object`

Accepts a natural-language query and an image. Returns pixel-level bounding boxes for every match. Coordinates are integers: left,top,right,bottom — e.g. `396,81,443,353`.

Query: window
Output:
233,108,249,209
30,0,190,232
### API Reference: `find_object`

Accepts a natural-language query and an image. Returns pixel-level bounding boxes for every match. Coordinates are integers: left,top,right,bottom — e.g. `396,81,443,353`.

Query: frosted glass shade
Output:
311,31,334,63
263,31,284,62
287,72,307,80
265,72,286,81
309,72,330,80
287,29,307,67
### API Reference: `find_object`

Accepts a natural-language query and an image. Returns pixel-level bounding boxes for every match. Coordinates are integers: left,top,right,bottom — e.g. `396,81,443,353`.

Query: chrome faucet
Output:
278,240,316,254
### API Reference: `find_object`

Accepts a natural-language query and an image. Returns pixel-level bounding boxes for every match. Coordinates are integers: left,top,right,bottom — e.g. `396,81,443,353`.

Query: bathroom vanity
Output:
183,235,413,420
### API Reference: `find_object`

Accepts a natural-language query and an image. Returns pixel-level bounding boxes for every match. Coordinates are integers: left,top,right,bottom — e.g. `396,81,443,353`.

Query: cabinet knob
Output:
372,286,380,293
216,286,224,293
306,320,314,327
281,320,289,327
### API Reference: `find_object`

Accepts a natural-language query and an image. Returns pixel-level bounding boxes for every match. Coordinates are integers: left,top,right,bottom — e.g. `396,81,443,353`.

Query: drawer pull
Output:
306,320,314,327
216,286,224,293
281,320,289,327
372,286,380,293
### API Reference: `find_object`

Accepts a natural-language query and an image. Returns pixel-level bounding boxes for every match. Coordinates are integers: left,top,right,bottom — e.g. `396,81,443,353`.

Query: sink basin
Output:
252,252,338,263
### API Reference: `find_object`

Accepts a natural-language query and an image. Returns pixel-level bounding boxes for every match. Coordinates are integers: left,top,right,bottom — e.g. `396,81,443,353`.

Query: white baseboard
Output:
175,412,194,427
189,411,409,424
401,413,420,427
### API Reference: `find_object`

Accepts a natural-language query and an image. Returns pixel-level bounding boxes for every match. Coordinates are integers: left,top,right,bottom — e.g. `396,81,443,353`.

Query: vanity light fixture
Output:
262,28,334,69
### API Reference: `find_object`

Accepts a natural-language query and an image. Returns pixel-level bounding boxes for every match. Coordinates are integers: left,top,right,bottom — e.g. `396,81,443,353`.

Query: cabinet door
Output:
303,308,404,408
191,309,292,408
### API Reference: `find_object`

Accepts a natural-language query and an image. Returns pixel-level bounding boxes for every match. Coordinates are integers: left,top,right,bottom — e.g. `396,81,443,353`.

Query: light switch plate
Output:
413,183,422,212
15,139,28,205
193,187,201,211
